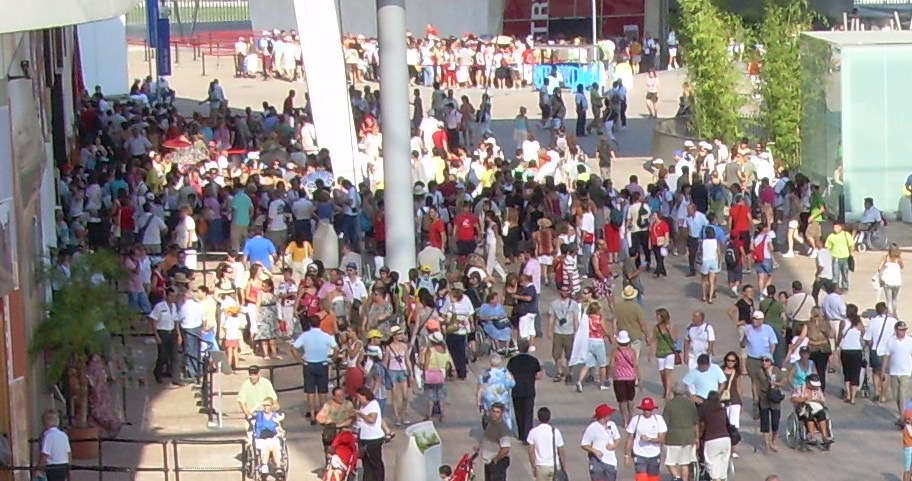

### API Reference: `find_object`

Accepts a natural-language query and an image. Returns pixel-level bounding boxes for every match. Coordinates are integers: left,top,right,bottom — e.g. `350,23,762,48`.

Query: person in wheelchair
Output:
323,426,359,481
476,292,514,352
790,374,833,446
252,397,286,474
854,197,884,234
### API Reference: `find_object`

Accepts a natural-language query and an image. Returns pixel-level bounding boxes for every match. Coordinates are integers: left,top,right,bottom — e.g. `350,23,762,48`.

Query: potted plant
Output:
29,250,133,459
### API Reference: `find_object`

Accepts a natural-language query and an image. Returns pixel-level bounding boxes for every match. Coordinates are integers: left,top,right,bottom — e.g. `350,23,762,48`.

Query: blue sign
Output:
533,63,603,91
156,18,172,76
146,0,159,46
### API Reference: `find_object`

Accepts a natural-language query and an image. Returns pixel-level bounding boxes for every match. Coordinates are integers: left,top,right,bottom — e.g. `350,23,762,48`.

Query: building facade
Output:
800,30,912,219
0,0,137,477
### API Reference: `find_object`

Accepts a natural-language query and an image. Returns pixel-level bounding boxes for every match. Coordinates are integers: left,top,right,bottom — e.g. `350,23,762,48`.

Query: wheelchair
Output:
245,415,290,480
688,441,736,481
785,405,836,451
474,319,517,358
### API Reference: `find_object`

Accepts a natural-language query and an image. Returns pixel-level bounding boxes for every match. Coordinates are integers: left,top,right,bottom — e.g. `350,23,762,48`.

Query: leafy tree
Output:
30,250,131,427
678,0,746,142
757,0,821,168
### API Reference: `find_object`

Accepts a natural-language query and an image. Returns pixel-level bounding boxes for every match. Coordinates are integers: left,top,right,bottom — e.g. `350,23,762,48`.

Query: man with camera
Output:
548,284,581,383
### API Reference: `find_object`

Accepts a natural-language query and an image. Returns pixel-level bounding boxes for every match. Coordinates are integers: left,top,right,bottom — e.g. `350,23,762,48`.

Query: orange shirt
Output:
904,425,912,447
319,312,338,335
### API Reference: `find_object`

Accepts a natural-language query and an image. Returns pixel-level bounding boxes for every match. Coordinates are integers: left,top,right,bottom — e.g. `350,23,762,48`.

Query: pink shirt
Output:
523,258,541,294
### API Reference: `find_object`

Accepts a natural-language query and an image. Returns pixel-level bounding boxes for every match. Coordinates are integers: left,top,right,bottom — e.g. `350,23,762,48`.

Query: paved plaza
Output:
94,47,912,481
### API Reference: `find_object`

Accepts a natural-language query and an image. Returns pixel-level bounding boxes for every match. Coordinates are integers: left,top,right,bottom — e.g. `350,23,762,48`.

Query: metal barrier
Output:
171,438,247,481
0,437,246,481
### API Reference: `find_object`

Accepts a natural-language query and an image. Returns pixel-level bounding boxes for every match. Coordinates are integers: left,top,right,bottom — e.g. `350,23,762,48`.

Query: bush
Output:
757,0,822,169
678,0,746,142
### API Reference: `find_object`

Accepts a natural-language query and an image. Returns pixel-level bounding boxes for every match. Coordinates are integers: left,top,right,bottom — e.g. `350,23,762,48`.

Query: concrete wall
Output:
78,16,129,95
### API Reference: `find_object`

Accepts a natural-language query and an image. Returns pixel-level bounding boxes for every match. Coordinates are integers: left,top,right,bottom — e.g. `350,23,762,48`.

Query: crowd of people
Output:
226,24,686,90
55,20,912,481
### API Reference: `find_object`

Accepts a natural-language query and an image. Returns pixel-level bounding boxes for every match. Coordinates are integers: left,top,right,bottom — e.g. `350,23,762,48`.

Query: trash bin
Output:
397,421,442,481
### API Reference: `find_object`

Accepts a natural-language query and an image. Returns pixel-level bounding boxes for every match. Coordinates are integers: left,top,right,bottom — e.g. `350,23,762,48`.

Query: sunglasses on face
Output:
725,358,737,363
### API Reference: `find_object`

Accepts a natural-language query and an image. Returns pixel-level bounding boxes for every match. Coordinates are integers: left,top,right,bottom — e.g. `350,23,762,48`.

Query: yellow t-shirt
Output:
237,377,278,411
285,241,312,262
825,231,853,259
481,168,496,189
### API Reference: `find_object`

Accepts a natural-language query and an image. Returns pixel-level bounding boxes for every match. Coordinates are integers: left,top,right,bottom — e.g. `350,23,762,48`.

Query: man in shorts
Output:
548,284,580,383
864,302,897,402
291,316,338,424
661,382,699,480
581,404,621,481
883,321,912,426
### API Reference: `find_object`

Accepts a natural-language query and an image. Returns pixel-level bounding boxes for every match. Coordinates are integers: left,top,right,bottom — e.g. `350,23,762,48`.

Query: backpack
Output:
609,208,624,227
752,233,767,263
724,241,738,270
636,204,650,228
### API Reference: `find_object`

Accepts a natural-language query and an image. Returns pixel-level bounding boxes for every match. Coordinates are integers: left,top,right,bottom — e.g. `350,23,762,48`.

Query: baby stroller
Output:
322,428,360,481
448,452,478,481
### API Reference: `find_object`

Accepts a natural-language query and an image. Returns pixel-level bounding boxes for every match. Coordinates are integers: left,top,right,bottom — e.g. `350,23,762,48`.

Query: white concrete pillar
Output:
77,16,128,95
293,0,361,184
378,0,416,276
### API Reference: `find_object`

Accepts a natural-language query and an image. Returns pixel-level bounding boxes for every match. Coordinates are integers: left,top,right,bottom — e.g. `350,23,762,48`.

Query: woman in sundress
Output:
255,278,282,360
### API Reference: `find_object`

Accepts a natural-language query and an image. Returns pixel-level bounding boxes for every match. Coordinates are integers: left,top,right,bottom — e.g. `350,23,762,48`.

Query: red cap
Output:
593,404,615,419
638,397,658,411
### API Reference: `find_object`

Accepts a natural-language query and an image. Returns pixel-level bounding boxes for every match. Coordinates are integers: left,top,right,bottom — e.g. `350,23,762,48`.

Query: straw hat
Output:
537,218,553,228
621,285,638,300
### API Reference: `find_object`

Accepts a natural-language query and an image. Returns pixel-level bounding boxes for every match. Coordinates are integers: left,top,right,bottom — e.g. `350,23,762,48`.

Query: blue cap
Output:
673,150,684,157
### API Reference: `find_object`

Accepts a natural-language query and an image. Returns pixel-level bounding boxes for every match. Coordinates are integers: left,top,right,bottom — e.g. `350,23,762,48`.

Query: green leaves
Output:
679,0,747,141
30,251,133,382
757,0,823,168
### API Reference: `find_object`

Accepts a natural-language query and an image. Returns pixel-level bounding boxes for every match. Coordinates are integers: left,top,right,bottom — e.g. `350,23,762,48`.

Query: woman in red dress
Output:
603,208,622,263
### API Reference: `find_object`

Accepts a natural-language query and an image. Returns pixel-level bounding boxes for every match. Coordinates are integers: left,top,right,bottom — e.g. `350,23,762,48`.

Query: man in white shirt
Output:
820,283,846,344
179,292,205,382
150,288,181,384
234,36,249,76
882,320,912,425
864,302,897,402
624,398,667,474
683,310,715,369
124,127,153,159
580,404,620,481
39,410,71,481
714,137,730,164
266,191,289,252
526,407,567,481
291,191,314,241
811,247,834,302
136,202,168,255
339,179,362,247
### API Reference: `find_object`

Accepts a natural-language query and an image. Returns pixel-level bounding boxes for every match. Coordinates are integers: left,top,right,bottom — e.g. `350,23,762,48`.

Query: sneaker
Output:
810,249,819,259
576,382,583,393
732,452,739,459
260,465,270,474
599,385,610,391
782,251,795,258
